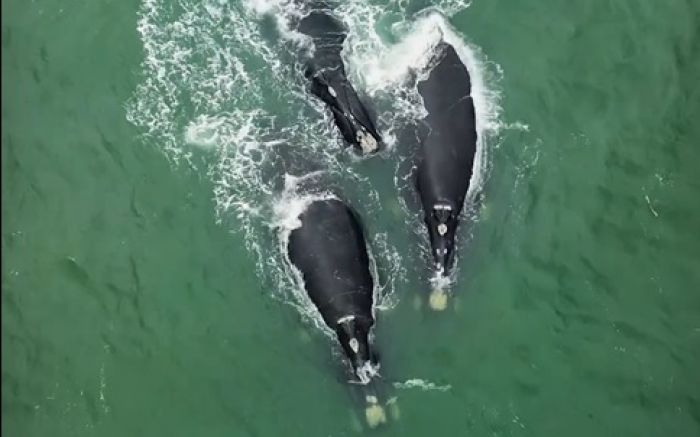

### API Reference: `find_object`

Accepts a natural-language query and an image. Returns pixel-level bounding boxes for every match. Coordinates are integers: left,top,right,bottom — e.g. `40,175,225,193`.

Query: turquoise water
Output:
3,0,700,436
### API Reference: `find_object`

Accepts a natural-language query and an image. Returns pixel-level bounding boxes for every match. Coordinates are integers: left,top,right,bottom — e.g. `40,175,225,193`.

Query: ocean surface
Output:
2,0,700,435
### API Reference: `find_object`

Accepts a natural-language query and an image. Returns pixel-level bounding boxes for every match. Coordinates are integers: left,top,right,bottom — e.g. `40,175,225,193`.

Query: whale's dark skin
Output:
287,198,376,379
415,42,477,275
295,3,382,154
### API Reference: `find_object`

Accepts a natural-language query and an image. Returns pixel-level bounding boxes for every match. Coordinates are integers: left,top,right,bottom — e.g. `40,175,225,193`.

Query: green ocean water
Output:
3,0,700,435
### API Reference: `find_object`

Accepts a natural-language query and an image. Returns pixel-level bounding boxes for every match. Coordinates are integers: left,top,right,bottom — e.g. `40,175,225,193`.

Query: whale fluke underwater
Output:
286,196,389,427
414,41,478,309
294,2,383,155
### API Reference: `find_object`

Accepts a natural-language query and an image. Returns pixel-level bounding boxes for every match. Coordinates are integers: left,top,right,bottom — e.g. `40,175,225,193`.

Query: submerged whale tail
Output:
363,392,388,428
347,373,393,429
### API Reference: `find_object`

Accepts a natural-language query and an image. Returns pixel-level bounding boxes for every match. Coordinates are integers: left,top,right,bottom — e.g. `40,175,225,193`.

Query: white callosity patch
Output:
357,130,379,154
336,314,356,324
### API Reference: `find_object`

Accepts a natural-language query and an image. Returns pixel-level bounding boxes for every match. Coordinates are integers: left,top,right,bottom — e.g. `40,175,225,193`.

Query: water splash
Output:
393,378,452,392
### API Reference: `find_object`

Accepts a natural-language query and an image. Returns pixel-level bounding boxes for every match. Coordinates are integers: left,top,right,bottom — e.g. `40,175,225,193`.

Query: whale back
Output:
294,3,383,153
288,199,374,328
416,42,477,212
297,8,347,71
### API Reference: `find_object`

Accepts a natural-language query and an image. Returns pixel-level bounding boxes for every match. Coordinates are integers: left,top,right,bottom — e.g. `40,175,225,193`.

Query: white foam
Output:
393,378,452,392
430,270,454,290
355,360,381,384
244,0,280,16
349,16,442,93
184,115,226,149
244,0,313,47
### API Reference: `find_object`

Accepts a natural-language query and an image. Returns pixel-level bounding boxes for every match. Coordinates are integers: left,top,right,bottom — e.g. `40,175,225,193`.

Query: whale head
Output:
335,315,377,383
426,202,458,275
307,69,382,155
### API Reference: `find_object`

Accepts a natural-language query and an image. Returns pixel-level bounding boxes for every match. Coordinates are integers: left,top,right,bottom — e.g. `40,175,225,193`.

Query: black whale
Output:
296,4,382,154
287,198,377,382
415,42,477,276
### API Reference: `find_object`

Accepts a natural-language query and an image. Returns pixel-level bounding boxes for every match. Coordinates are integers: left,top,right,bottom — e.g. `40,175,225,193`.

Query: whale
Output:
287,197,378,382
415,41,477,282
295,2,382,154
286,196,390,427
